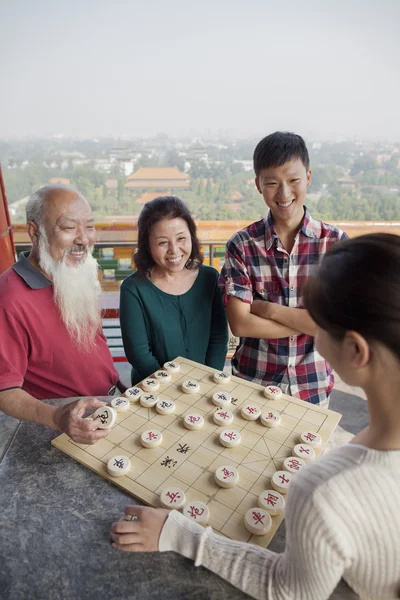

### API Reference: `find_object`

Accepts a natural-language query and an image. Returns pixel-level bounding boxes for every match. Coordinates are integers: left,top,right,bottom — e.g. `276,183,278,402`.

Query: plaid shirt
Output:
218,207,348,405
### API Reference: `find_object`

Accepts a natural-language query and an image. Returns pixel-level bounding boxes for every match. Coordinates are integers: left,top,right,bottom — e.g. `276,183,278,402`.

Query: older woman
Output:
120,196,228,385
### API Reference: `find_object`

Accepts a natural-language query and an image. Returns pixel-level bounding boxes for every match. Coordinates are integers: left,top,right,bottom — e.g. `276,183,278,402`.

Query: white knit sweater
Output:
159,444,400,599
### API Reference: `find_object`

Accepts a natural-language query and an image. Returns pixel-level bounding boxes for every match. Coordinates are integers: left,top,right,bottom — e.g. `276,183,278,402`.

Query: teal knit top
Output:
119,265,228,384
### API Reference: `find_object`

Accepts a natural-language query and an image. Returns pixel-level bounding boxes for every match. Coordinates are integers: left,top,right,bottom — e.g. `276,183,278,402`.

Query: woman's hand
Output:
111,505,170,552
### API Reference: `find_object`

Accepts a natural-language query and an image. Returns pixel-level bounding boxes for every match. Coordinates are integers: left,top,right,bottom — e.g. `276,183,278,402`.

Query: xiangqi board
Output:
51,357,342,548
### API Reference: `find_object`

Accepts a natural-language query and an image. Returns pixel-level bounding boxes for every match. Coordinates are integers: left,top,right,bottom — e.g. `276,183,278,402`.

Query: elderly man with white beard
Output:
0,184,121,444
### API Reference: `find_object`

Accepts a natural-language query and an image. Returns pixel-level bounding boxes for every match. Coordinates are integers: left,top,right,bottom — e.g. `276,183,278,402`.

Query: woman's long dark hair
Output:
134,196,203,274
304,233,400,360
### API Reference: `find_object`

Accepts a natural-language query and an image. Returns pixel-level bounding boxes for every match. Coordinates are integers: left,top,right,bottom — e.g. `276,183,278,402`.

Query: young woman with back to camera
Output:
113,233,400,600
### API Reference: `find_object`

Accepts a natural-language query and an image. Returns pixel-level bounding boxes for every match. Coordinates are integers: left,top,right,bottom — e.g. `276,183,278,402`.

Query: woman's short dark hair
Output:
134,196,203,274
304,233,400,360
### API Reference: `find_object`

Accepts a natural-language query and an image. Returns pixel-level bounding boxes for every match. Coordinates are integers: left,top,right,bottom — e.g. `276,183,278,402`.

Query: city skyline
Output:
1,0,399,140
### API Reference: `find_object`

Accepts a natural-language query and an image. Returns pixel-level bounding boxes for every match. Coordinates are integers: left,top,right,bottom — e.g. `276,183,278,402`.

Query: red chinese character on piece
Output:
264,493,278,506
268,386,276,393
288,459,301,470
305,433,316,442
188,505,205,519
279,474,289,484
219,411,229,419
222,468,234,479
147,431,157,441
224,431,236,441
299,446,310,454
166,491,181,503
252,511,265,525
188,415,200,423
246,407,257,414
267,412,275,419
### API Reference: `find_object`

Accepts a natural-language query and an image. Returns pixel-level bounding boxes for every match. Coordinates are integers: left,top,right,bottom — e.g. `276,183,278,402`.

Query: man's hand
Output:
53,397,110,444
111,506,169,552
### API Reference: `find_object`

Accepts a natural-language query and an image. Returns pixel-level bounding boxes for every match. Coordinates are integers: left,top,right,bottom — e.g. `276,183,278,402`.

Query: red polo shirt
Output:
0,253,119,399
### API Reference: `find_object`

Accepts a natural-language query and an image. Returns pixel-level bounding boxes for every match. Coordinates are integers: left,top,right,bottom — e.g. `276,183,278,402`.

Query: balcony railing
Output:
15,240,228,270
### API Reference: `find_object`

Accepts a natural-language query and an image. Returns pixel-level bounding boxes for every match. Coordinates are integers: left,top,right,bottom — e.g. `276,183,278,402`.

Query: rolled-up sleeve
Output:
218,235,253,306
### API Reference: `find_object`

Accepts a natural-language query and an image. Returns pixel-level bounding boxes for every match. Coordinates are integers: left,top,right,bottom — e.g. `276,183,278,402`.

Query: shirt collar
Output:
264,206,321,250
13,251,52,289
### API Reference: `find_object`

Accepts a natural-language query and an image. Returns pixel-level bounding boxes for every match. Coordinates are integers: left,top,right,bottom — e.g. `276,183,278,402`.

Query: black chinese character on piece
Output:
97,411,108,424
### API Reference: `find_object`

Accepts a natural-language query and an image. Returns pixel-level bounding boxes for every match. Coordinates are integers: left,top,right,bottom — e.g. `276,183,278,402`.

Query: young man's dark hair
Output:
253,131,310,177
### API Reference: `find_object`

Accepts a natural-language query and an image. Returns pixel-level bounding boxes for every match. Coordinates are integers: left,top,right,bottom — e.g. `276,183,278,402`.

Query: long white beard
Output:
38,229,102,350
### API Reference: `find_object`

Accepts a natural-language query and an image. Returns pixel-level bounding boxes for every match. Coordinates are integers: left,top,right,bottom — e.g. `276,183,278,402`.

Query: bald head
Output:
26,184,96,267
26,184,87,226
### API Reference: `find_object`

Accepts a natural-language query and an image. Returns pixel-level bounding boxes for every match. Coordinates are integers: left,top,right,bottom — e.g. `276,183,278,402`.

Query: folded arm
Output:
226,296,298,339
251,300,317,337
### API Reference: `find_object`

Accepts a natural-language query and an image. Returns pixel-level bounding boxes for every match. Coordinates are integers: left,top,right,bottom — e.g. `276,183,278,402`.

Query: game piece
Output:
88,406,117,429
241,404,261,421
212,391,232,407
110,397,130,412
214,465,239,488
140,393,159,408
258,490,285,516
299,431,322,448
124,386,143,401
106,455,131,477
142,378,160,392
119,514,138,522
141,429,163,448
244,508,272,535
213,371,231,384
264,384,282,400
160,487,186,509
260,409,281,427
213,408,234,426
271,470,293,494
182,379,200,394
163,360,181,373
156,399,175,415
219,429,241,448
283,456,306,474
153,370,171,383
293,443,315,462
182,501,209,524
183,414,204,430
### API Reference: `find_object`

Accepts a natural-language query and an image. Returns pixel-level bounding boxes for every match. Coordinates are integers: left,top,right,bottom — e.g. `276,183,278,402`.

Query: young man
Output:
219,132,348,405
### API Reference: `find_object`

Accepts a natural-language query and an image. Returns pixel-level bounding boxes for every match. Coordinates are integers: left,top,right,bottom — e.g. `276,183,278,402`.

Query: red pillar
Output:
0,164,16,275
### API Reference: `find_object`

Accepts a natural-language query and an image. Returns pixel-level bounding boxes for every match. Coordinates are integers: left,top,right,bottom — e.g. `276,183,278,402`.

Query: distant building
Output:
49,177,70,185
105,179,118,197
337,176,356,189
233,160,253,171
125,167,190,196
135,191,159,205
376,153,392,165
231,190,244,202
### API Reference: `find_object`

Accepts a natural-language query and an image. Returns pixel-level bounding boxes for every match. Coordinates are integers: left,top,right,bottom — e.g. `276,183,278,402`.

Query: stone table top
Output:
0,396,359,600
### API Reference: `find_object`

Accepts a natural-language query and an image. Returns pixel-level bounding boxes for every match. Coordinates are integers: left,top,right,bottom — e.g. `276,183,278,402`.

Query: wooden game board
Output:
52,357,342,548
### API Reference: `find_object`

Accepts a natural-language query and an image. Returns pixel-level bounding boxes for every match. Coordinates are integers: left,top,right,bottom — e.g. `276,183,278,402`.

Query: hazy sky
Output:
1,0,399,140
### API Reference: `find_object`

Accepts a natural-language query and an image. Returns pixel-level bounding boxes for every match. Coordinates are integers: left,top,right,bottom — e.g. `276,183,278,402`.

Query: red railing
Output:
0,165,16,275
